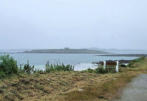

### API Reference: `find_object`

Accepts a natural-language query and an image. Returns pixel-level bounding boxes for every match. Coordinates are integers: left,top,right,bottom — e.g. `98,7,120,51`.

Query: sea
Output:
0,51,140,71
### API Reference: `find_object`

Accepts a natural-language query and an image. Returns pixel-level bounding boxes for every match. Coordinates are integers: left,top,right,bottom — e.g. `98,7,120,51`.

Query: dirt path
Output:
114,74,147,101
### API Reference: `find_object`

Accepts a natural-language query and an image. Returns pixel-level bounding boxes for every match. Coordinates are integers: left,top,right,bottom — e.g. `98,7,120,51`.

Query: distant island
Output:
24,48,108,54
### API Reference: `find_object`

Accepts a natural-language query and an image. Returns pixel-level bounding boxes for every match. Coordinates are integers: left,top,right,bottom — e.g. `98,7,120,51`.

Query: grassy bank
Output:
0,57,147,101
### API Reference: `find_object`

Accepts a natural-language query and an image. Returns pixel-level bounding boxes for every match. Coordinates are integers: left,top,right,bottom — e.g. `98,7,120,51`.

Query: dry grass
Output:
0,58,147,101
60,71,139,101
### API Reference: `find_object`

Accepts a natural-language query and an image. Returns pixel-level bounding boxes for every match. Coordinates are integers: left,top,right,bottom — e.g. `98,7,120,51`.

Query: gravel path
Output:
114,74,147,101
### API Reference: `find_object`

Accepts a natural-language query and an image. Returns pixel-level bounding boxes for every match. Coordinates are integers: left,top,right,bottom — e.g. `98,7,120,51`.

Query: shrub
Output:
23,61,34,74
34,70,44,74
95,66,116,74
45,62,74,72
131,56,145,63
0,55,18,77
0,71,6,78
95,67,108,74
84,68,95,73
83,66,116,74
128,56,145,67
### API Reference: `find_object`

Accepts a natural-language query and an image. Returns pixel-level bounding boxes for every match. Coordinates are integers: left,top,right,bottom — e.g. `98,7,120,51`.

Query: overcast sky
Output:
0,0,147,50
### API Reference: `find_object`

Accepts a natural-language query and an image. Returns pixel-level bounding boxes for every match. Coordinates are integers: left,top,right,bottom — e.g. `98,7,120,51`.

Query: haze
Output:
0,0,147,50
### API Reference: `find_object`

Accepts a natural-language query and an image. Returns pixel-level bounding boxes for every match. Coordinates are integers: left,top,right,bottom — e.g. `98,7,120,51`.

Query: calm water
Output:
0,53,138,71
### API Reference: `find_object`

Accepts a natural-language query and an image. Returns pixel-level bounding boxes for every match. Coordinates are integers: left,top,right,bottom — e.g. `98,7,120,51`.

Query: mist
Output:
0,0,147,50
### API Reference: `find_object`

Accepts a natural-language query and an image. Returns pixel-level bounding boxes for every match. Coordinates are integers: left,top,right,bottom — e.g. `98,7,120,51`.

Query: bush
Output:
128,56,145,67
0,55,18,77
95,66,116,74
34,70,44,74
0,71,6,78
84,68,95,73
84,66,116,74
23,61,34,74
45,61,74,72
95,67,108,74
131,56,145,63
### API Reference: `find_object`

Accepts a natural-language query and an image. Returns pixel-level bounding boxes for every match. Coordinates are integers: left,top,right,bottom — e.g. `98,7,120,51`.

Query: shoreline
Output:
98,54,147,57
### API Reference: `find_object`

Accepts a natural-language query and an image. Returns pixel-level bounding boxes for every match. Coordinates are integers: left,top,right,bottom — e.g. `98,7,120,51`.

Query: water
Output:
0,53,138,71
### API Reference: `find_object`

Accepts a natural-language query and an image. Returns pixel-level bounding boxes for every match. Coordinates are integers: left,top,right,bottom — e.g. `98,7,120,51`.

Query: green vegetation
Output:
22,62,35,74
84,68,95,73
95,66,116,74
129,56,145,67
45,61,74,72
0,55,18,78
0,55,74,78
84,66,116,74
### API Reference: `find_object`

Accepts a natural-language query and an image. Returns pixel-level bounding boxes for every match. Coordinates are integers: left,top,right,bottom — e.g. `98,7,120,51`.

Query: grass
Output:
128,56,145,67
45,63,74,72
0,55,74,78
0,72,103,101
61,71,139,101
0,57,147,101
84,66,116,74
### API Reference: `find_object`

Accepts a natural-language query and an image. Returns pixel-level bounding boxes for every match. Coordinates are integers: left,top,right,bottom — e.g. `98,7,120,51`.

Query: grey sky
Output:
0,0,147,49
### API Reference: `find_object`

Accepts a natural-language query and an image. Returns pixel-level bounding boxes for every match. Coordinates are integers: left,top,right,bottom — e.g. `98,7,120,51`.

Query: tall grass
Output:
45,61,74,72
22,61,35,74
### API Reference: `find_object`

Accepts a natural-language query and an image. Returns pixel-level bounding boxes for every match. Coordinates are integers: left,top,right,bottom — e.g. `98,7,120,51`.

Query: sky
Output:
0,0,147,50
